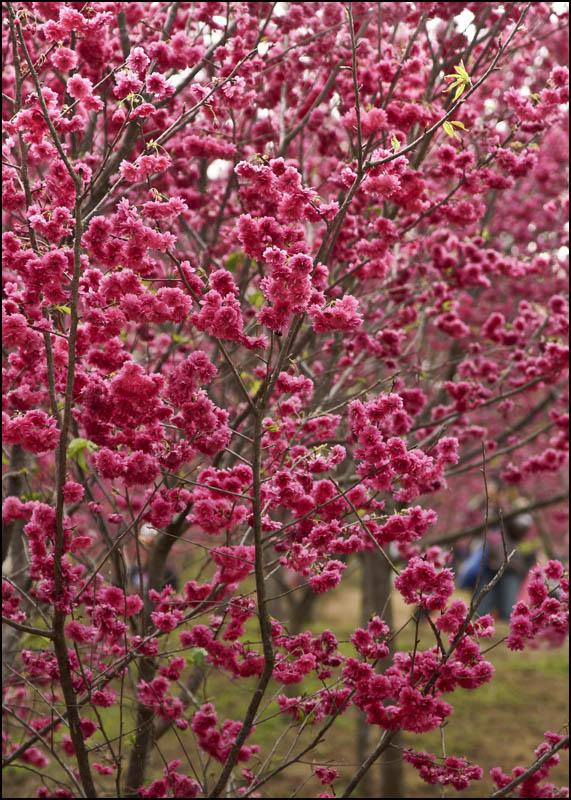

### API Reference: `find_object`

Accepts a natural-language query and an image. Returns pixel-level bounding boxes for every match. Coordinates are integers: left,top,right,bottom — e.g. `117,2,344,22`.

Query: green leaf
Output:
68,438,98,470
391,134,400,152
225,251,244,272
443,79,466,102
443,121,459,140
54,305,71,314
454,59,470,83
453,83,466,102
68,438,90,459
451,120,467,129
21,633,51,650
249,290,265,310
444,61,470,102
404,320,420,333
189,647,207,670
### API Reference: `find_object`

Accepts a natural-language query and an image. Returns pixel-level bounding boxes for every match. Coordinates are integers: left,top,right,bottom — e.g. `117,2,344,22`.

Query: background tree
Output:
2,2,569,798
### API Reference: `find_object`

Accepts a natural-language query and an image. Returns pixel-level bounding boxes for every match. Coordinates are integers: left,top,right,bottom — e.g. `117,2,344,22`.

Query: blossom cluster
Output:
507,562,569,650
490,731,569,799
349,393,459,499
403,749,483,790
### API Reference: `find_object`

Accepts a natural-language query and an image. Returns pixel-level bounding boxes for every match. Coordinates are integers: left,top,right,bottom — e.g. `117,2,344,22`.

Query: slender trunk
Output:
265,571,285,622
2,446,31,685
356,550,404,798
287,584,319,635
208,410,276,797
123,657,157,797
2,444,26,563
380,729,404,798
283,584,320,698
123,507,191,795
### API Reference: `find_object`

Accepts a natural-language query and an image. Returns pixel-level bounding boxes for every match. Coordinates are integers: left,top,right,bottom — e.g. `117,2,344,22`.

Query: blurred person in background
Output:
474,511,536,620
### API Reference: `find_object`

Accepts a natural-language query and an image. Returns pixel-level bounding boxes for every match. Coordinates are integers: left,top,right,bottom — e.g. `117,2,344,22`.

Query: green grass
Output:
138,584,570,798
402,633,569,798
3,576,569,798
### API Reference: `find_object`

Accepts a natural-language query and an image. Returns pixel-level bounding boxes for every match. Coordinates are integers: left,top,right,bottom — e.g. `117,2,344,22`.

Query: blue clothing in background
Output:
474,567,522,620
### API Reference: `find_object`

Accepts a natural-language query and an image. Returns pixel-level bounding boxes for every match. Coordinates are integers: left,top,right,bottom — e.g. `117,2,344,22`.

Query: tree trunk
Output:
2,445,31,686
356,549,404,798
287,583,319,634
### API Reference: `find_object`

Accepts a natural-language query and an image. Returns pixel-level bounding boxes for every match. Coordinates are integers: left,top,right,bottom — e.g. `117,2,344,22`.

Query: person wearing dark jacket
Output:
475,512,535,620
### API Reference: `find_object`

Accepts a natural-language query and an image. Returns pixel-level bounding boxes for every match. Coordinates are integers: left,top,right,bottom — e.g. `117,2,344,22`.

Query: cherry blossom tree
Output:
2,2,569,798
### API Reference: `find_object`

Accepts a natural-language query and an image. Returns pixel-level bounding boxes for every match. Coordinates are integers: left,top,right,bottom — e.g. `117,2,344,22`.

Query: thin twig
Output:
489,735,570,798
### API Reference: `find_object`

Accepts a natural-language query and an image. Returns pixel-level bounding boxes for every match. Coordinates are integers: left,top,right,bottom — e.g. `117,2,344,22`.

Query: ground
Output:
3,566,568,798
